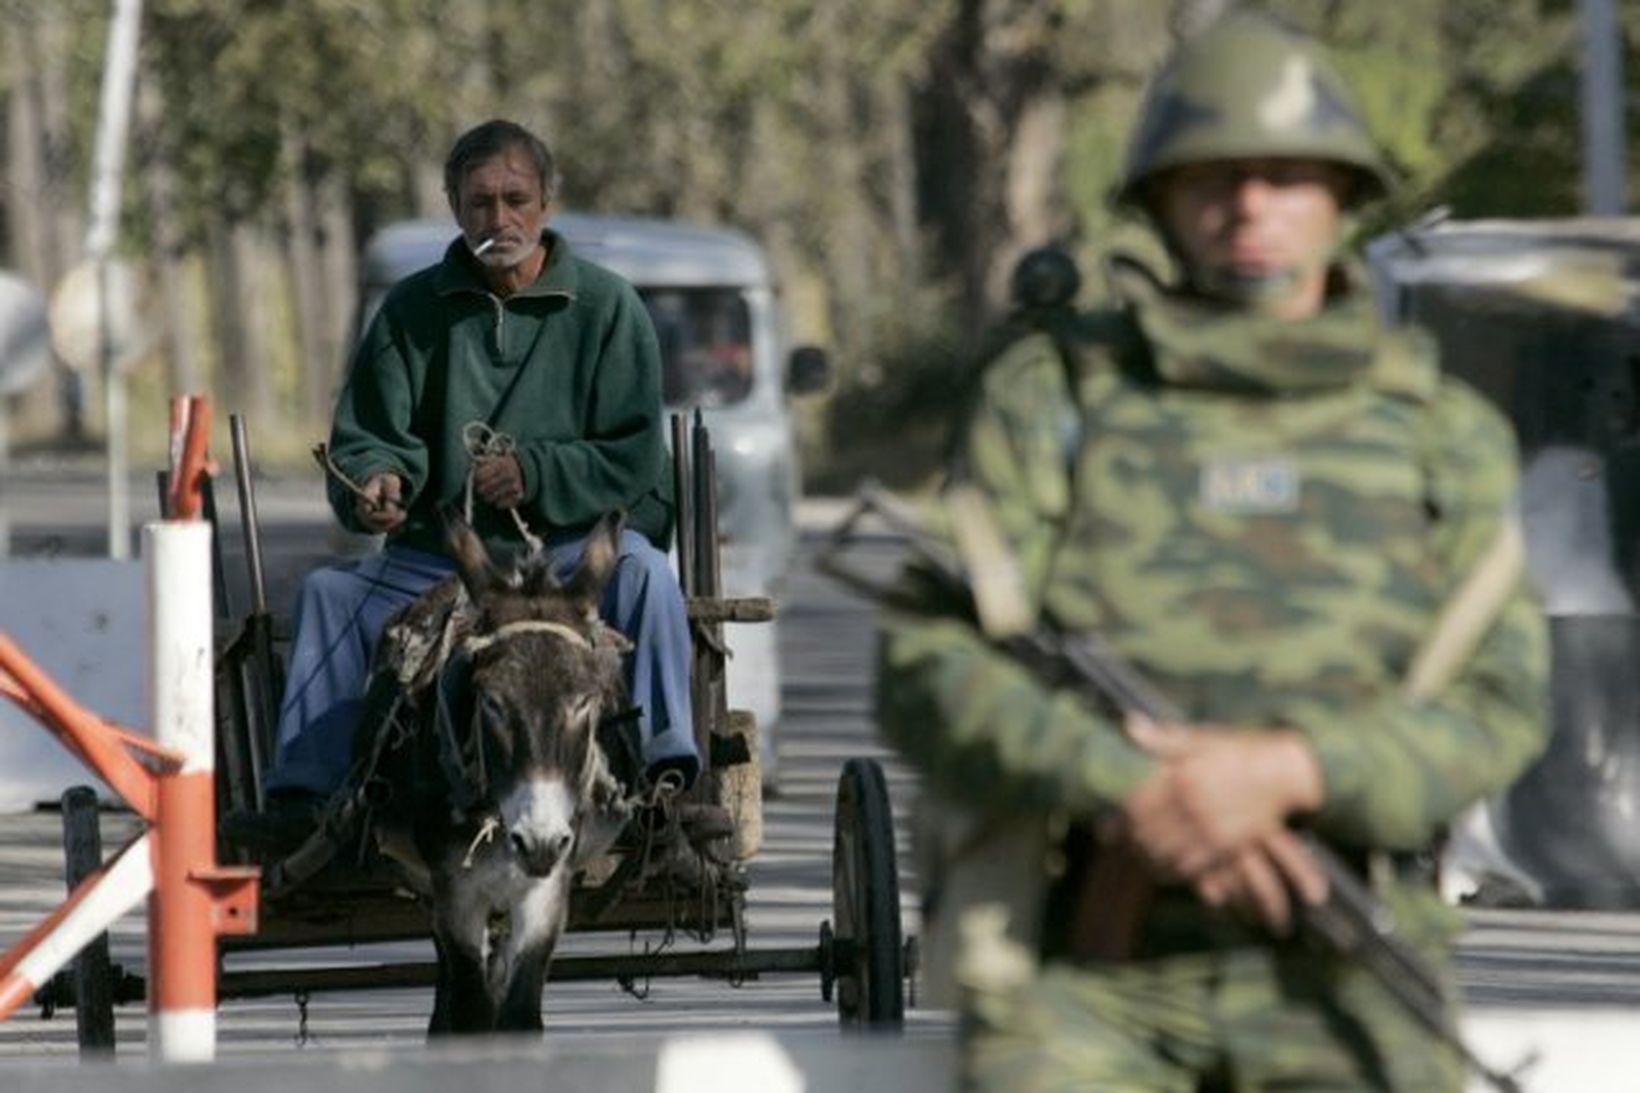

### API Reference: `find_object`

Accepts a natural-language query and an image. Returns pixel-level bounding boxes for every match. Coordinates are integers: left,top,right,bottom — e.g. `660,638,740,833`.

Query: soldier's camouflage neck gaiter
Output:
1109,255,1426,398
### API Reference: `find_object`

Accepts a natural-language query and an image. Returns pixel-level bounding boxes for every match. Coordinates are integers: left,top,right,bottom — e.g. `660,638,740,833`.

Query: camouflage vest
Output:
1037,262,1451,735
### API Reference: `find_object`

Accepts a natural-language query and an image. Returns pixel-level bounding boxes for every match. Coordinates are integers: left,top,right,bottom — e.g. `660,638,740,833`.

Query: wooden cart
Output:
43,412,912,1052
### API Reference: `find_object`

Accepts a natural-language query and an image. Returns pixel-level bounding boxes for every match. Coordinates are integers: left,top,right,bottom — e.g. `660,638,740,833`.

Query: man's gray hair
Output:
444,119,559,204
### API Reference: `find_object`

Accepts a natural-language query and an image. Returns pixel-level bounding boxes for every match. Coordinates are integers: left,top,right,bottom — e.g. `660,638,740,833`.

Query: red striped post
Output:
146,394,258,1061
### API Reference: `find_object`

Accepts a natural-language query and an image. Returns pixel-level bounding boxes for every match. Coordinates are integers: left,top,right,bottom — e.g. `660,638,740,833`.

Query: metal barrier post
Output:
145,517,219,1060
0,394,258,1062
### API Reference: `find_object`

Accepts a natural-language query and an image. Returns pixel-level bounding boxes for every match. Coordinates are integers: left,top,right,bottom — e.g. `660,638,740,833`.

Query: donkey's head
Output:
445,510,628,878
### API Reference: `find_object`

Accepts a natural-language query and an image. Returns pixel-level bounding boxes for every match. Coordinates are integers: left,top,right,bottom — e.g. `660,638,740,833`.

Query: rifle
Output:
820,480,1532,1093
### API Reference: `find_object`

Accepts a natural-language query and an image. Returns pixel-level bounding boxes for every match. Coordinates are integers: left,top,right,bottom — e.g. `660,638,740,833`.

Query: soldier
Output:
876,11,1548,1091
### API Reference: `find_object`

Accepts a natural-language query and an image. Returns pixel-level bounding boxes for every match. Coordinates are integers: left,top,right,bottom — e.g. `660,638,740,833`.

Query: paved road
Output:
2,474,1639,1089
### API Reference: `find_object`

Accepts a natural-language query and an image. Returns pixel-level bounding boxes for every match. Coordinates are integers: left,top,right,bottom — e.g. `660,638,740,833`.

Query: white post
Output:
143,519,217,1062
86,0,144,560
1579,0,1627,215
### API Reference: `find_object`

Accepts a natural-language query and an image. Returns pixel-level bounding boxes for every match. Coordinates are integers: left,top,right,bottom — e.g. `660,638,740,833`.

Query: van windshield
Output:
640,288,753,408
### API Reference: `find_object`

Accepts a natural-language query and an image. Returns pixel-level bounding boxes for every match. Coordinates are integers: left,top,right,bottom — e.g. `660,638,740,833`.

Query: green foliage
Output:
0,0,1609,482
811,283,972,494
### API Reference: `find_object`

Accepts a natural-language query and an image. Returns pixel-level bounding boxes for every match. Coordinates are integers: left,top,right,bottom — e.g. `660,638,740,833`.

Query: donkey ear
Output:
441,503,504,600
565,509,626,608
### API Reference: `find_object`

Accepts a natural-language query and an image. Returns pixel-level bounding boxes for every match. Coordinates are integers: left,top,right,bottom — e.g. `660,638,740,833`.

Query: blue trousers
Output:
265,532,697,796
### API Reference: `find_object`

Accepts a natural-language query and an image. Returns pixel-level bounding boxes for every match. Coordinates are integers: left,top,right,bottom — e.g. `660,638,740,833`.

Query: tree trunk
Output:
137,69,202,396
39,9,85,439
314,174,358,415
4,10,83,439
815,2,877,371
994,89,1068,300
6,20,50,287
206,216,275,427
235,221,276,428
915,0,1064,334
281,122,329,426
883,76,922,287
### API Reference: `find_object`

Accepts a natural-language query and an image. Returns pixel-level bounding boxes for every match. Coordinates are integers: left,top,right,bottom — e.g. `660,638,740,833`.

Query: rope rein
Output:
462,816,502,869
310,425,546,555
461,618,592,655
463,421,545,555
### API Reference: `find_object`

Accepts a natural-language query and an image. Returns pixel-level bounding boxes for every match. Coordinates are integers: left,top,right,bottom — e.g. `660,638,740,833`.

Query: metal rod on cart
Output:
230,415,268,615
691,409,718,599
230,414,279,807
688,409,725,768
671,412,694,598
218,946,825,999
200,477,233,618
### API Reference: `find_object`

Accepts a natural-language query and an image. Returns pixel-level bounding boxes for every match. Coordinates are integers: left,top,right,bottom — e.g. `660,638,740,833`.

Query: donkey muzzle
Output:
510,828,573,877
500,776,578,878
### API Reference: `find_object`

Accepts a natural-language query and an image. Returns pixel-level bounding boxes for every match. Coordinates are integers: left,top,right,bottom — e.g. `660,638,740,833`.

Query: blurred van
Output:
1369,217,1640,908
355,213,830,790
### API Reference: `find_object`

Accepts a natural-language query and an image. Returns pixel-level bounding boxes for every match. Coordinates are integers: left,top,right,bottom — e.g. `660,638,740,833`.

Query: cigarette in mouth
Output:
472,236,497,256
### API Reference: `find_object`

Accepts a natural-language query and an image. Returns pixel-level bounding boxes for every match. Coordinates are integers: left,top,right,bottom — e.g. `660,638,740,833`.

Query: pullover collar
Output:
433,229,580,302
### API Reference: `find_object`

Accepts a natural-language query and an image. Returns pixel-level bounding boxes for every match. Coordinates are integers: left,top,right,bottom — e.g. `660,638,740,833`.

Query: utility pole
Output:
86,0,145,559
1578,0,1628,216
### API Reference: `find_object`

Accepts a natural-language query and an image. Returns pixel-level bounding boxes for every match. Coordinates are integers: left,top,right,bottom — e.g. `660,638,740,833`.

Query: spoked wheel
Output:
829,757,904,1028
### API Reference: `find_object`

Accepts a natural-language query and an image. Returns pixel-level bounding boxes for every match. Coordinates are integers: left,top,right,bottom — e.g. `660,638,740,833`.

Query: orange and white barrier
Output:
0,394,258,1062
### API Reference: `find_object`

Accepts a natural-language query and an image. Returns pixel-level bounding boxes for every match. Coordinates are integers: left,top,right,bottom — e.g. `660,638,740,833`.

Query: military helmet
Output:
1115,11,1394,209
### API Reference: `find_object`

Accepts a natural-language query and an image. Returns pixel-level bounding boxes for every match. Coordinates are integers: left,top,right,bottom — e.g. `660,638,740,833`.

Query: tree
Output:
0,0,1598,482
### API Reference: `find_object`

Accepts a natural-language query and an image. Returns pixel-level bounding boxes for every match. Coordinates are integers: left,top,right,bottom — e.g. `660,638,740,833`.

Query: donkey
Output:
357,509,634,1034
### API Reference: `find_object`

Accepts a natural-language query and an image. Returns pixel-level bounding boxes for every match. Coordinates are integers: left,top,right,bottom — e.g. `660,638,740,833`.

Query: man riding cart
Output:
225,119,706,857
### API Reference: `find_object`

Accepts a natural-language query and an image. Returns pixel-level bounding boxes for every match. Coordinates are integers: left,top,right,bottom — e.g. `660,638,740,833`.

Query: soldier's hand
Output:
473,453,525,510
1194,829,1329,936
356,472,407,533
1120,714,1325,882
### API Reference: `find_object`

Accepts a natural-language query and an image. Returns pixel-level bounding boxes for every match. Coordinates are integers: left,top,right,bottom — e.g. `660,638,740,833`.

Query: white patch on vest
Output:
1200,458,1301,514
1257,57,1317,131
501,775,577,854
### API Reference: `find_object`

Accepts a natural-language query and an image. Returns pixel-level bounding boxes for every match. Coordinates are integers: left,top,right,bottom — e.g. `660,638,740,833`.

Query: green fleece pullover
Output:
326,230,672,557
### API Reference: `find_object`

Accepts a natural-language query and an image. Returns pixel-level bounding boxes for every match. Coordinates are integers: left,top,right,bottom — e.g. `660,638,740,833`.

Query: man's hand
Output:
1194,829,1329,935
1117,716,1328,934
355,472,407,533
1120,715,1325,884
473,453,525,510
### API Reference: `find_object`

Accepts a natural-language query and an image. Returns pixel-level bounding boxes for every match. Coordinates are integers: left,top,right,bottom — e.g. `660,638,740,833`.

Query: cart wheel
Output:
831,757,904,1028
61,786,115,1056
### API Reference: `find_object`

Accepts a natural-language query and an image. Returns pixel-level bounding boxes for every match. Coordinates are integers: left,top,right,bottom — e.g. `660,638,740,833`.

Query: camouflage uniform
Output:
875,13,1548,1092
